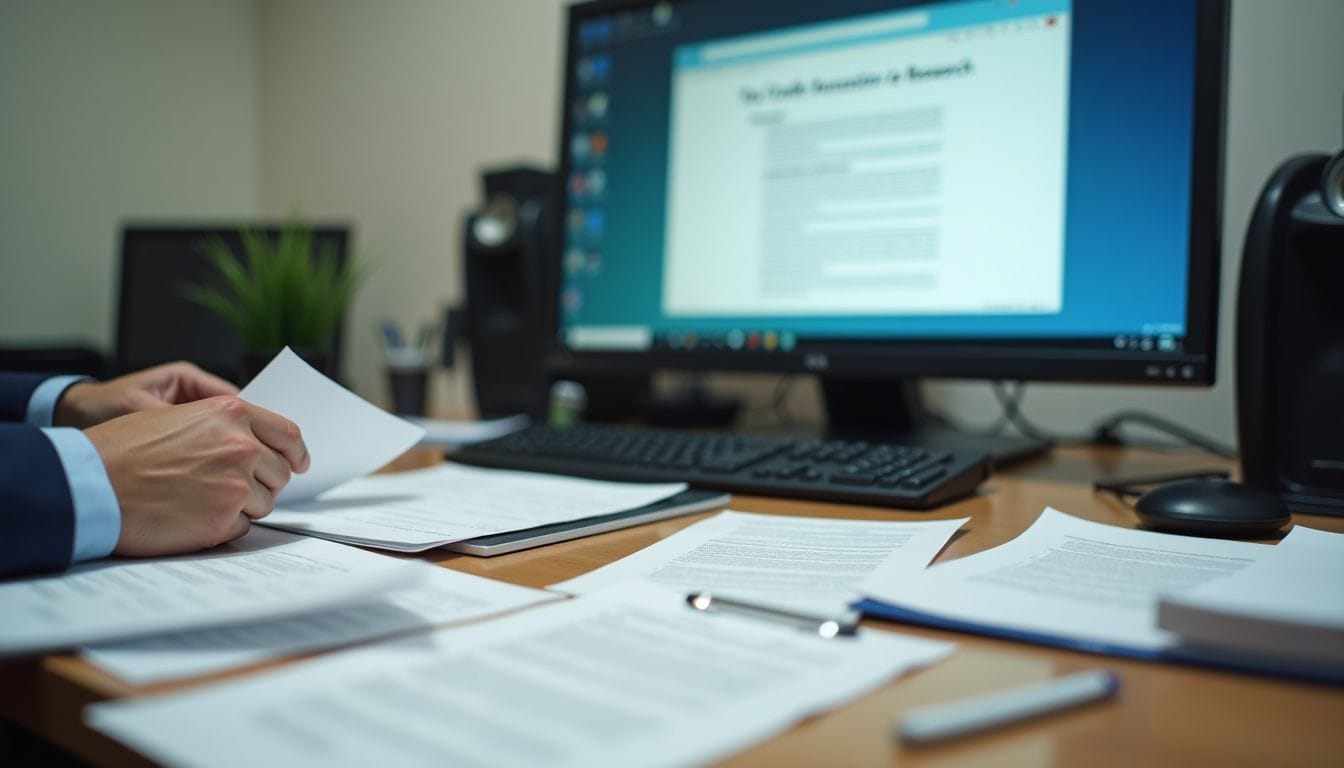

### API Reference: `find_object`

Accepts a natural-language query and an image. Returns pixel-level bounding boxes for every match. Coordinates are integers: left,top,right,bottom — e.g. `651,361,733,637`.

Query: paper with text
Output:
87,581,953,768
552,510,967,615
83,566,558,684
258,463,686,552
862,507,1279,651
240,347,425,502
0,526,427,656
1157,524,1344,670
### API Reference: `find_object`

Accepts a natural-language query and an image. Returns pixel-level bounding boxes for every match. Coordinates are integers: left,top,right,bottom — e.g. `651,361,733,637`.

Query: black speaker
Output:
1237,149,1344,515
462,167,556,419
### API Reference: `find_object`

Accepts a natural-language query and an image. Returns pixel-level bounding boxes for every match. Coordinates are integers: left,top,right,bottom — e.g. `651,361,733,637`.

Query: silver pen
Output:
685,591,859,638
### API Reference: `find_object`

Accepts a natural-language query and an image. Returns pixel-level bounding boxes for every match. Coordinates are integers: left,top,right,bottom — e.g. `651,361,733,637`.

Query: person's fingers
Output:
251,445,293,494
119,387,171,412
222,511,254,542
242,404,311,473
241,477,277,520
174,363,239,401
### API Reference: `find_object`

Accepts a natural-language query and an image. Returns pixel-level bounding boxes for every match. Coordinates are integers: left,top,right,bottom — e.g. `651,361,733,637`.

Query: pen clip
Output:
686,592,859,639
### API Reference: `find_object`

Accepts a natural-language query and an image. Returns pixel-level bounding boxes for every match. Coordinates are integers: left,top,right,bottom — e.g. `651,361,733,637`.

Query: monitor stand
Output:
820,376,1051,466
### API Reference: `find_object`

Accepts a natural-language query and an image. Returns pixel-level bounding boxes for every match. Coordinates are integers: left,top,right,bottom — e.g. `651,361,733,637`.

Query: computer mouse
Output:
1133,478,1291,538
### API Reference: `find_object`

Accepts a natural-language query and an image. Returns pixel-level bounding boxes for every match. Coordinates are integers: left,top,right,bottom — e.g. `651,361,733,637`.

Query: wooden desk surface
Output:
4,445,1343,767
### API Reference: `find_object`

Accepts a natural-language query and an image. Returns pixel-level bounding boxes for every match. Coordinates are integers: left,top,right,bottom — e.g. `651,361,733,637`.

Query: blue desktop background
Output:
561,0,1199,342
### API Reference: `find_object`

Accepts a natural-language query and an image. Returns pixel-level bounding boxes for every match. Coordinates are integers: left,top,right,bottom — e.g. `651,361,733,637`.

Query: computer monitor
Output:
116,224,351,383
550,0,1227,456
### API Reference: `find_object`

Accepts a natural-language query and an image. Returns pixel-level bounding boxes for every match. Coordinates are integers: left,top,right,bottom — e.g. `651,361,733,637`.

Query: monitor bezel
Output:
546,0,1228,386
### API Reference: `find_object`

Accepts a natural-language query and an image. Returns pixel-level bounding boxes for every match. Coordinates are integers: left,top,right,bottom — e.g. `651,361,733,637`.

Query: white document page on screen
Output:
87,581,954,768
553,510,967,615
83,566,558,684
0,526,429,656
663,8,1070,317
862,508,1279,651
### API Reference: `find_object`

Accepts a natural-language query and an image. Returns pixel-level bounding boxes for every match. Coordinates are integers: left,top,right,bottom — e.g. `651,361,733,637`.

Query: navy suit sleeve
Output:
0,374,76,577
0,372,48,423
0,424,76,577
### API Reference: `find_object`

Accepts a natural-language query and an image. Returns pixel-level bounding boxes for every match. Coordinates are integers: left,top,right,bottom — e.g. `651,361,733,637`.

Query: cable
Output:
989,381,1092,445
1091,410,1237,459
770,375,797,428
1093,469,1231,503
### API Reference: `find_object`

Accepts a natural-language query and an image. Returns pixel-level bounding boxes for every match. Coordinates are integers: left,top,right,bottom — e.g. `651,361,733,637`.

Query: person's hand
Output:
54,361,238,429
84,395,311,557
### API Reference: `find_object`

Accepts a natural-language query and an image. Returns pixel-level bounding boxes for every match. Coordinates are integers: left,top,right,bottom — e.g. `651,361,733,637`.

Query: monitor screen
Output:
116,225,351,383
551,0,1226,386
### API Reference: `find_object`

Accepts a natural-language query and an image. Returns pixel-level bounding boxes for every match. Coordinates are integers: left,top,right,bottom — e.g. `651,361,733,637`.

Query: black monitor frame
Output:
545,0,1229,453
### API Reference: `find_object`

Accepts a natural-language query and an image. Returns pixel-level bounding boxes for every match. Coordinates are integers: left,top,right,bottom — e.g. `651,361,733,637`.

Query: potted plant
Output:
182,218,364,383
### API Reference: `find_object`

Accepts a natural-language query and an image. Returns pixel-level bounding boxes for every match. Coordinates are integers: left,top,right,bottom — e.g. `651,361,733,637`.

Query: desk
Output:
3,445,1343,767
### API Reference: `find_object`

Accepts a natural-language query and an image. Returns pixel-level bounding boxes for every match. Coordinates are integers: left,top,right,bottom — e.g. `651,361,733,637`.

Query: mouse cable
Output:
1093,469,1232,503
1091,410,1237,459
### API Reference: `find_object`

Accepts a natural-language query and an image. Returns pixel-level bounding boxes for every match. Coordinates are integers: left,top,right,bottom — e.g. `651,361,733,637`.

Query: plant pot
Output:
240,346,334,385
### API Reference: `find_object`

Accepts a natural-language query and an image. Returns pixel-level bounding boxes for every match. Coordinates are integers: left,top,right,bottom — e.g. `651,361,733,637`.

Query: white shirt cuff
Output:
40,427,121,562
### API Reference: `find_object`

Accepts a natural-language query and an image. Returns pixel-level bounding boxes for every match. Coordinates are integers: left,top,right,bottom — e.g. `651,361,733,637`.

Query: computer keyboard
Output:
450,423,992,509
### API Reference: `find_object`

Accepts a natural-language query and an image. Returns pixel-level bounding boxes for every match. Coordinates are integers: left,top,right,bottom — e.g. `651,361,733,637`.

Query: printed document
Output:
1157,525,1344,673
258,463,686,552
88,581,954,768
239,347,425,502
553,510,967,615
862,507,1280,651
84,567,557,684
0,526,427,656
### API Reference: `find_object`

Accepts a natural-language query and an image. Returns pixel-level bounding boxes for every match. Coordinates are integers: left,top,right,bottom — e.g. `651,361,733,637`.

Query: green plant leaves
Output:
180,218,362,350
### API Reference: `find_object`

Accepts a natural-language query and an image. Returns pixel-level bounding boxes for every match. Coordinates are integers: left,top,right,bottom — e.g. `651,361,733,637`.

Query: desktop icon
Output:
569,172,588,196
588,92,609,119
565,248,585,275
571,132,591,159
586,168,607,195
567,209,587,234
590,54,612,81
590,131,609,157
585,208,606,237
562,286,583,313
727,329,745,350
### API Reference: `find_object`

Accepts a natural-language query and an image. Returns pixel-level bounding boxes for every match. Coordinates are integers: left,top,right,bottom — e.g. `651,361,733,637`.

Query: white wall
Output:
254,0,567,406
3,0,1341,448
0,0,259,351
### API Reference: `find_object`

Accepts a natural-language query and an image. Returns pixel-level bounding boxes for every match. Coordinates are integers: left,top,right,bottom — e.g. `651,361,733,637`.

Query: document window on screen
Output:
662,3,1071,317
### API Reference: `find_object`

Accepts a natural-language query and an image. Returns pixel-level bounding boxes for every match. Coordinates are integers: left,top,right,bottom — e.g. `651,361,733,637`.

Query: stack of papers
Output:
88,581,954,768
858,507,1341,682
258,463,688,552
1157,525,1344,679
83,564,558,684
0,526,429,657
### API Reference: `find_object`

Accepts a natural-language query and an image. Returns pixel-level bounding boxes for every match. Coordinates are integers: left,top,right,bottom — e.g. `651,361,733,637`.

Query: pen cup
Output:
385,348,431,416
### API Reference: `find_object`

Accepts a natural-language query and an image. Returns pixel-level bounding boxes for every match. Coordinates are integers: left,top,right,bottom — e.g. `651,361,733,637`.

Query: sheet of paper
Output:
258,463,687,552
88,581,954,768
240,347,425,502
861,507,1279,651
0,526,428,656
405,414,530,448
83,567,558,684
553,510,967,615
1156,524,1344,668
